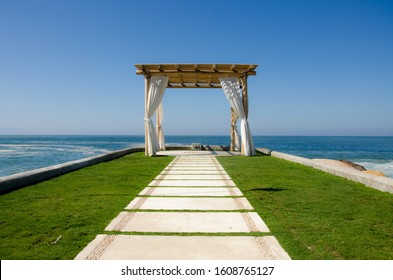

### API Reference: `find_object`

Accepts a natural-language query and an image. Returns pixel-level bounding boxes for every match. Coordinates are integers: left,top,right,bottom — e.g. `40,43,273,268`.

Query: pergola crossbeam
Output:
136,70,256,76
167,83,222,88
135,64,257,78
135,63,259,97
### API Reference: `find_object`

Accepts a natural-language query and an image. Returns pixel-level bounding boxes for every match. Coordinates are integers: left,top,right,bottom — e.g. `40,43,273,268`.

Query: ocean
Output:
0,135,392,178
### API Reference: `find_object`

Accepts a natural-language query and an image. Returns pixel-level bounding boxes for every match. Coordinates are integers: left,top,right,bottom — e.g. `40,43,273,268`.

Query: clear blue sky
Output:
1,0,392,136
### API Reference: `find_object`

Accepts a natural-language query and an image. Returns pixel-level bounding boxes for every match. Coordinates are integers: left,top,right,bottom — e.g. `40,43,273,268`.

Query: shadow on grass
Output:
250,187,287,192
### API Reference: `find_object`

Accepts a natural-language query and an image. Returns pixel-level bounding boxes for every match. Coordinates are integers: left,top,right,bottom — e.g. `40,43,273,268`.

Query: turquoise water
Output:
0,135,392,178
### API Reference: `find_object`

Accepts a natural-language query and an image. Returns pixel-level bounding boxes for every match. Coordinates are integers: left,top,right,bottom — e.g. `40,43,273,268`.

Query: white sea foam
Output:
0,150,14,153
0,144,38,148
70,146,109,155
355,160,393,178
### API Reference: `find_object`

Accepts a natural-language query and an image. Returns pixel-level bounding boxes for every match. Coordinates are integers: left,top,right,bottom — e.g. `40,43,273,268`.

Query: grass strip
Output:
142,186,238,188
217,154,393,260
123,209,255,213
0,152,172,259
137,195,244,198
103,231,269,237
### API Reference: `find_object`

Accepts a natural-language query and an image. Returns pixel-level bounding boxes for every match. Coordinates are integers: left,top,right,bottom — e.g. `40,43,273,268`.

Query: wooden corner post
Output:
241,75,248,118
144,76,151,156
240,75,248,155
230,108,236,151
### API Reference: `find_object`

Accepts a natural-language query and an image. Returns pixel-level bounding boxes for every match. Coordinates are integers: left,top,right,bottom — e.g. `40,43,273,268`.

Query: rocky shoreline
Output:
312,159,386,177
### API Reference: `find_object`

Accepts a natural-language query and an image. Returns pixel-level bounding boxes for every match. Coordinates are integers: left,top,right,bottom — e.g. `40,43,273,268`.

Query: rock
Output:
257,148,272,155
202,145,229,151
312,159,353,169
362,170,386,177
191,143,202,150
339,160,367,171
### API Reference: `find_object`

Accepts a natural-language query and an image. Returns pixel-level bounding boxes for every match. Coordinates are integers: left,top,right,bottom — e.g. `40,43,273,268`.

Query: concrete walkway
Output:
75,155,291,260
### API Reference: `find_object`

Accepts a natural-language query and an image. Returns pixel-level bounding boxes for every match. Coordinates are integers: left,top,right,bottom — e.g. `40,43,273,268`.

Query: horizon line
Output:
1,134,392,137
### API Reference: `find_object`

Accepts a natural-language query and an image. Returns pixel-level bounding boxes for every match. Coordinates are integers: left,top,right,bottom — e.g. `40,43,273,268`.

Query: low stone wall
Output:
0,146,145,195
0,145,193,195
266,150,393,194
166,145,192,151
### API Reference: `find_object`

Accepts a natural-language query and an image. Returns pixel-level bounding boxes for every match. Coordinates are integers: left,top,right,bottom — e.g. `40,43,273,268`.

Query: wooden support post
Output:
156,103,165,151
156,107,160,150
144,76,150,156
230,108,236,151
241,76,248,118
240,76,248,155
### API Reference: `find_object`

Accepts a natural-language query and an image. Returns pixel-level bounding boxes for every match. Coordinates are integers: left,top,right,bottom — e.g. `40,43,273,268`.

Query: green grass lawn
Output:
217,153,393,260
0,152,172,259
1,152,392,259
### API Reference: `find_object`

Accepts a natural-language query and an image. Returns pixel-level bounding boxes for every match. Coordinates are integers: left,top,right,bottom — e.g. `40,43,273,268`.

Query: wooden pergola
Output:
135,64,258,155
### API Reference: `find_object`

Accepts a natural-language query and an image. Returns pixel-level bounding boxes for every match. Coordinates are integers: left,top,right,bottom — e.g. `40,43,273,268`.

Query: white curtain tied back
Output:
232,112,241,151
156,103,165,150
145,76,168,156
220,77,255,156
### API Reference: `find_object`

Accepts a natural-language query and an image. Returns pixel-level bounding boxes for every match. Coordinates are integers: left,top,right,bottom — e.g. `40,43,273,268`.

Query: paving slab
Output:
160,170,229,175
149,179,235,187
139,187,243,197
167,165,220,169
175,159,217,162
75,235,290,260
173,162,216,165
126,197,254,210
157,150,240,156
175,159,216,162
105,211,269,233
164,166,224,170
155,174,231,180
169,162,218,166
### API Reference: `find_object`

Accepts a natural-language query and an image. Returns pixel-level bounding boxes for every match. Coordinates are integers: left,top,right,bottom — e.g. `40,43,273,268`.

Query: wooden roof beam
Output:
137,71,256,77
167,84,221,89
135,64,258,71
245,65,254,73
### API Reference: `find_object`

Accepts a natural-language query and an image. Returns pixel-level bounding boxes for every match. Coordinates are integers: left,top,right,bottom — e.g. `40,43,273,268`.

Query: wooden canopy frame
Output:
135,64,258,155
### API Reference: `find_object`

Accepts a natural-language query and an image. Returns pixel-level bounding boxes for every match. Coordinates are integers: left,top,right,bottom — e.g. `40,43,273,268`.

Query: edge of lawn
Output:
217,153,393,260
0,152,173,260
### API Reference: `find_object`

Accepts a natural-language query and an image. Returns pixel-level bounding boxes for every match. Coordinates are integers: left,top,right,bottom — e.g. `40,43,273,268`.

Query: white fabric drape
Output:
156,103,165,150
145,76,168,156
233,113,241,151
220,77,255,156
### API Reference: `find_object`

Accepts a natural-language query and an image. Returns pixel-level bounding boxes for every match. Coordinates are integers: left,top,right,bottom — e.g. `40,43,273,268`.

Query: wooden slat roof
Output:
135,64,258,88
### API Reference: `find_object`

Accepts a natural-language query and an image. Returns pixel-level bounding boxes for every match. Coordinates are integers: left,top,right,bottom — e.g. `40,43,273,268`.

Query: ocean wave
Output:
0,149,15,153
0,145,115,177
355,160,393,178
0,144,109,155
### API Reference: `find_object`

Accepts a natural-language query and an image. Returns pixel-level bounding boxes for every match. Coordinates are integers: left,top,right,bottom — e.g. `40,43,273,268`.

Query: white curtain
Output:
145,76,168,156
156,103,165,150
220,77,255,156
233,113,241,151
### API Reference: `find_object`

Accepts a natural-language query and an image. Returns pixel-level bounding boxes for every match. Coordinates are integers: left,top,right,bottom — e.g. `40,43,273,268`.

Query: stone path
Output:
75,155,291,260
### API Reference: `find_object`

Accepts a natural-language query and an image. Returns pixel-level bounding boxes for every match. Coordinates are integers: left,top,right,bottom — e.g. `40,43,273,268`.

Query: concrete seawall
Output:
0,146,146,194
0,145,193,195
257,148,393,194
